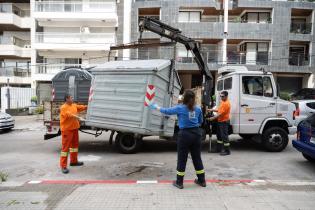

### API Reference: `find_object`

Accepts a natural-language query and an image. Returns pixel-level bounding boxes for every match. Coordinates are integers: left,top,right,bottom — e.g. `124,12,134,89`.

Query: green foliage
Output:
0,171,8,182
279,92,291,101
31,96,37,102
212,95,216,101
35,106,44,114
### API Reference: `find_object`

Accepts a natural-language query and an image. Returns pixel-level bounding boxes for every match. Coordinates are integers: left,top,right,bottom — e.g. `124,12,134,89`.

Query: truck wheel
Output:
262,127,288,152
115,133,142,154
239,134,254,140
302,153,315,163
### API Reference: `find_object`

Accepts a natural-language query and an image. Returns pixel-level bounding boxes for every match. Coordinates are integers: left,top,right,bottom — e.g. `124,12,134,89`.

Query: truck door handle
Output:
241,104,248,107
270,102,276,105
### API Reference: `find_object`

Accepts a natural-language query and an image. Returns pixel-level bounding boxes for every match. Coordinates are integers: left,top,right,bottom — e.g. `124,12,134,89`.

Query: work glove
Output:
149,103,160,110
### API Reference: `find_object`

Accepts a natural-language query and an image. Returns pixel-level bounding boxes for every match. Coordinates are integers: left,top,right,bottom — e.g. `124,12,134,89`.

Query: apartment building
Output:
31,0,118,102
0,0,31,89
119,0,315,94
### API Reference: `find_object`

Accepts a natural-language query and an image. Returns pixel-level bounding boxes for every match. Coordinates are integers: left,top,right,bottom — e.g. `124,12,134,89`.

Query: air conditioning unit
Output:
80,26,90,33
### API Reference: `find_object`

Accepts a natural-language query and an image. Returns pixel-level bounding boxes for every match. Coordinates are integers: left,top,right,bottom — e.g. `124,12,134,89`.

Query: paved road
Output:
0,116,315,209
0,115,314,182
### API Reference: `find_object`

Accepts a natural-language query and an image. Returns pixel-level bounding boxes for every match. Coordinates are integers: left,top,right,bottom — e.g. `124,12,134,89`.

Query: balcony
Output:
35,63,82,75
34,33,116,51
33,1,117,24
0,3,31,29
0,36,31,58
0,67,31,78
290,23,312,34
289,54,310,66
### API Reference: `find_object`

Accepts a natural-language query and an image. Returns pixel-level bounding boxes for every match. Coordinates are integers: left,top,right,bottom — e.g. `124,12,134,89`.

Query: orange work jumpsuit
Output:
59,103,87,169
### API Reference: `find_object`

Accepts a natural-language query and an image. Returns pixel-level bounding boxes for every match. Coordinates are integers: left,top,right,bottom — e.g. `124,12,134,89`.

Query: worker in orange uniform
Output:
208,91,231,156
60,94,87,174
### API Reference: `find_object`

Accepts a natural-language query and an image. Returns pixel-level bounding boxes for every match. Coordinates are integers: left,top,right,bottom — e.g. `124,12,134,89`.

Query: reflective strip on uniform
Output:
224,143,230,146
196,169,205,175
177,171,185,176
60,151,68,157
69,148,78,153
217,140,223,144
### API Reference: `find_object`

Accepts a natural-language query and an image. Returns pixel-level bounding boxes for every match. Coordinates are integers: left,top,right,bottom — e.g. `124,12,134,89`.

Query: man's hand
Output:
71,114,84,121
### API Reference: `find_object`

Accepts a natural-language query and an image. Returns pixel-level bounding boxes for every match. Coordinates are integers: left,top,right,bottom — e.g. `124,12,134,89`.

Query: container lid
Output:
91,59,171,72
52,68,92,81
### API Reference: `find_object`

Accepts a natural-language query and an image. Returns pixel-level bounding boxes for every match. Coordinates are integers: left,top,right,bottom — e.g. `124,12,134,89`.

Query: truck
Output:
43,17,297,153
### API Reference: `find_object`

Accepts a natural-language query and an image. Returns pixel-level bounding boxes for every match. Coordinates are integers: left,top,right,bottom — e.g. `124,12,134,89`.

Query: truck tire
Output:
262,127,288,152
115,133,142,154
302,153,315,163
239,134,254,140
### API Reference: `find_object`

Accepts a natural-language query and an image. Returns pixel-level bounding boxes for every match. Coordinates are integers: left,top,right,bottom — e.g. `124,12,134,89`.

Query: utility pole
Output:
222,0,229,65
6,78,10,110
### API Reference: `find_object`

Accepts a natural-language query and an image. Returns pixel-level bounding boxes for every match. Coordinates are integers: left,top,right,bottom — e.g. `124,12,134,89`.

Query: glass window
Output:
224,77,232,90
178,11,200,22
242,76,263,96
178,12,189,22
217,80,223,91
306,102,315,110
263,77,274,97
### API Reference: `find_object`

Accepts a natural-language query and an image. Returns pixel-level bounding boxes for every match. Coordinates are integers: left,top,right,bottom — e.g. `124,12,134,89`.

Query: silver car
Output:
0,112,14,131
292,100,315,126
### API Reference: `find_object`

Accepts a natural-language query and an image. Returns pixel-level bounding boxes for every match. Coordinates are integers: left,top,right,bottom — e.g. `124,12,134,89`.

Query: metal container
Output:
85,59,181,137
51,67,92,102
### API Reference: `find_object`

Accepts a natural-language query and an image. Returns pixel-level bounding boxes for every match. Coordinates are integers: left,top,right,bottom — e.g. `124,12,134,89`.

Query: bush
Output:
31,96,37,102
35,106,44,114
279,92,291,101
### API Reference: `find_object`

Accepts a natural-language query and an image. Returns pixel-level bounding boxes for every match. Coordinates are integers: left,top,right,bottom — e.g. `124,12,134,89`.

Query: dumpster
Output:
85,59,181,138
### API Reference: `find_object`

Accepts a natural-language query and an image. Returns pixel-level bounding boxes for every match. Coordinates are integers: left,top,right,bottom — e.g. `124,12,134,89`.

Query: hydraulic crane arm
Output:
139,17,213,106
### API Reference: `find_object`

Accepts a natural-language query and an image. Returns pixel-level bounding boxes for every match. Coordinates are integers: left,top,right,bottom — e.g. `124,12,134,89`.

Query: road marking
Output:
136,180,158,184
28,180,42,184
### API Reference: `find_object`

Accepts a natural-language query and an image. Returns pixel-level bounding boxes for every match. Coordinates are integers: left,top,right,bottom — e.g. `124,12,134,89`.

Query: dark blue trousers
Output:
176,127,205,184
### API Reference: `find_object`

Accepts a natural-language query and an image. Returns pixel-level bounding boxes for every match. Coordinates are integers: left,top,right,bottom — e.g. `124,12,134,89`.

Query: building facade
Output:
31,0,118,102
119,0,315,93
0,0,31,87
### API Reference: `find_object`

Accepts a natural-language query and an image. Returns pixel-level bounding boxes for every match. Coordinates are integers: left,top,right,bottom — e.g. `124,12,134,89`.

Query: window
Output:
306,102,315,110
224,77,232,90
217,80,223,91
178,11,200,23
242,76,263,96
263,77,273,97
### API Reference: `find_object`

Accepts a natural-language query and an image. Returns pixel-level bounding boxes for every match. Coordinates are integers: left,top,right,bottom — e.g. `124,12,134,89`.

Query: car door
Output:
239,75,277,133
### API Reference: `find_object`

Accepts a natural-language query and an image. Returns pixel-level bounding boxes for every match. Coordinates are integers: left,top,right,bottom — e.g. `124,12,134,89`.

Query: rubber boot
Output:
220,146,231,156
195,173,206,187
173,175,184,189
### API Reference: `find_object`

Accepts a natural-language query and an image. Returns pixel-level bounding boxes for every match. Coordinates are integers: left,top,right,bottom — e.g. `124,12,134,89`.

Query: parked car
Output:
0,112,14,131
292,100,315,125
291,88,315,100
292,114,315,162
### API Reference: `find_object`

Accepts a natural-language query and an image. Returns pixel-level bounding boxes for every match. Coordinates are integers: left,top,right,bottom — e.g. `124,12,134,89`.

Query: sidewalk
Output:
1,180,314,210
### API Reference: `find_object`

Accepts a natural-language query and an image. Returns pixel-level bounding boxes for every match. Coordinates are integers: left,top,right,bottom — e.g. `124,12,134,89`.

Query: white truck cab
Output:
215,66,297,152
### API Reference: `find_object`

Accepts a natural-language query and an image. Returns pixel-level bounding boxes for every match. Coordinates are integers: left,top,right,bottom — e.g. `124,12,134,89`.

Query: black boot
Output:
173,175,184,189
220,146,231,156
70,161,84,166
194,179,207,187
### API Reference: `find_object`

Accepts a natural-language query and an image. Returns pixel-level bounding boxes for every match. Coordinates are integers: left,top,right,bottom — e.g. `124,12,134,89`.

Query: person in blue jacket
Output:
150,90,206,189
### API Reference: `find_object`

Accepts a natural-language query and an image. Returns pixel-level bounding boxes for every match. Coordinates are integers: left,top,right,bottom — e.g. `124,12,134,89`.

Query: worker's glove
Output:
149,103,159,110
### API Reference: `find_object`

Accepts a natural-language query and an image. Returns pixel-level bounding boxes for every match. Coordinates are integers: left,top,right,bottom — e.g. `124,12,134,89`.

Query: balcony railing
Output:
290,22,312,34
34,1,116,13
0,67,31,77
289,53,310,66
35,33,115,44
177,51,270,65
0,3,30,17
35,64,82,74
0,36,31,48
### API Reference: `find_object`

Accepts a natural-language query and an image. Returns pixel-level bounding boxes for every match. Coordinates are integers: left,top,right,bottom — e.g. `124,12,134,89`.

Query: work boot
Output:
220,147,231,156
70,161,84,166
61,168,69,174
173,181,184,189
213,143,222,153
194,179,207,187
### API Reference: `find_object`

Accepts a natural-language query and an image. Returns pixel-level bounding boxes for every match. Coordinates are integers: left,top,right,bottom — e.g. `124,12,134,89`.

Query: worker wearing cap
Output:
208,91,231,156
150,90,206,189
59,94,87,174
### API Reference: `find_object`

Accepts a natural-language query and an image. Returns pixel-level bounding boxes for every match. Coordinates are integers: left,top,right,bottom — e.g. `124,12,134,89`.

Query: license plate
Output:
310,137,315,144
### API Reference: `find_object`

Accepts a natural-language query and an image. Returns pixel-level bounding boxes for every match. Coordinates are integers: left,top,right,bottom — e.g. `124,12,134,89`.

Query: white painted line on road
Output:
253,180,266,183
28,180,42,184
136,180,158,184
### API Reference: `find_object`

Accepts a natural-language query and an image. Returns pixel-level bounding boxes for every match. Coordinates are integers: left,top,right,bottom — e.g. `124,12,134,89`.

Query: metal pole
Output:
222,0,229,65
6,78,10,110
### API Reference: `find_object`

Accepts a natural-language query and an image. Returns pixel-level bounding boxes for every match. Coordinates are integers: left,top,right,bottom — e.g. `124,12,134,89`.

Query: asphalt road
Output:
0,116,314,183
